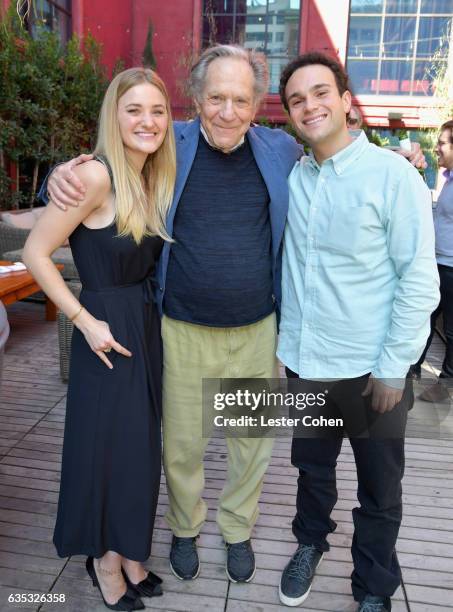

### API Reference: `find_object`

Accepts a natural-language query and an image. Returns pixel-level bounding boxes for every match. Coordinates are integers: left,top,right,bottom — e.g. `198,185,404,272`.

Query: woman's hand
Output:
76,311,132,369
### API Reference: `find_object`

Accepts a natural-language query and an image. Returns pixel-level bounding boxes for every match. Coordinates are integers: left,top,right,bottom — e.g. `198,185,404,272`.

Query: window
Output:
202,0,301,93
27,0,72,45
347,0,452,96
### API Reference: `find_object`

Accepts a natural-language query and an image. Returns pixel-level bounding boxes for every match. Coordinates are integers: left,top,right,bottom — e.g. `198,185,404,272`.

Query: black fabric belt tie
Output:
82,277,157,304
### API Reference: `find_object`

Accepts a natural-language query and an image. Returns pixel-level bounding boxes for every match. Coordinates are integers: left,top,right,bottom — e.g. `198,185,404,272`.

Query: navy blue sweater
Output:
164,134,274,327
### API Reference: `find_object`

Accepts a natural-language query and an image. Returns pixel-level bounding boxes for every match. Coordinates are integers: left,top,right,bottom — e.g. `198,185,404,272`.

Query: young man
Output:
413,119,453,401
277,53,439,611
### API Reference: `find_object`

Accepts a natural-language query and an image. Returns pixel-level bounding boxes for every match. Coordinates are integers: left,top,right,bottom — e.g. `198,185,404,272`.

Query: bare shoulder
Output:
72,159,111,199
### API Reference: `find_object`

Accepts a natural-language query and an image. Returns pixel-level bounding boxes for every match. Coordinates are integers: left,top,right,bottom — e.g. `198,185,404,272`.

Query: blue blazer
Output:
156,117,302,318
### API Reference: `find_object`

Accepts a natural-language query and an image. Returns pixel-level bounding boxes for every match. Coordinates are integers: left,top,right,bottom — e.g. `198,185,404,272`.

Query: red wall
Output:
129,0,199,117
76,0,199,118
76,0,133,72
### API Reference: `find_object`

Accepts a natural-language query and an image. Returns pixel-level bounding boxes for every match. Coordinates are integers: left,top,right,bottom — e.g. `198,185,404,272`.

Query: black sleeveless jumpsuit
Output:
53,214,163,562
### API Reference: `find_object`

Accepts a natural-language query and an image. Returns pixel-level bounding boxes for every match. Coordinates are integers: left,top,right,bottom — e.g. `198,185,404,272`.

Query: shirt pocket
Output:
324,204,380,255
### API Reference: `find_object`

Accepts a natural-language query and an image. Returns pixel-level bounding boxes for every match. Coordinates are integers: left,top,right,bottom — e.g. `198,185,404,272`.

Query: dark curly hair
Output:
279,52,351,112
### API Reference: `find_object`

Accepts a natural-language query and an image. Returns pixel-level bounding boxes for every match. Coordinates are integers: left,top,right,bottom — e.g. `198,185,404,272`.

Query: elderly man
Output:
42,45,426,588
42,45,301,584
276,52,439,611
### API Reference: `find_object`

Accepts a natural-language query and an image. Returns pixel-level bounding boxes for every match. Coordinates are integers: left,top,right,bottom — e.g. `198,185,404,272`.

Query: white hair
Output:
189,44,269,104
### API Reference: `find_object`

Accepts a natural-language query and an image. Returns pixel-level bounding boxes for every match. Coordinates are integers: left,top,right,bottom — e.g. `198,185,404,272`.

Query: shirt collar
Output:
306,130,369,175
443,168,453,182
199,123,245,153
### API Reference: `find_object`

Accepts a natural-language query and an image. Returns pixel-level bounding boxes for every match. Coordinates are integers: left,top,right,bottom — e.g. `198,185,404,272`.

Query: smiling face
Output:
117,82,169,167
195,57,259,152
435,128,453,170
285,64,352,161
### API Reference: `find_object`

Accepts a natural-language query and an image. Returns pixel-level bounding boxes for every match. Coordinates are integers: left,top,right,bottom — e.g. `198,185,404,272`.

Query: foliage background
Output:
0,6,119,209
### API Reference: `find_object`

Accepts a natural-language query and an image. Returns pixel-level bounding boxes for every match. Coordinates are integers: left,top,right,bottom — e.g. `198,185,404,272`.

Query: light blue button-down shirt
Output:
277,131,440,386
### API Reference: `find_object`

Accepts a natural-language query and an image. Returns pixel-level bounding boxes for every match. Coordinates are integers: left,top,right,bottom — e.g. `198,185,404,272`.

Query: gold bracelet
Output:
70,305,84,322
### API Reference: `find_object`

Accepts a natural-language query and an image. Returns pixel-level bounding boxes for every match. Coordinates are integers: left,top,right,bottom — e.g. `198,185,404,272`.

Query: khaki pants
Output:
162,313,277,543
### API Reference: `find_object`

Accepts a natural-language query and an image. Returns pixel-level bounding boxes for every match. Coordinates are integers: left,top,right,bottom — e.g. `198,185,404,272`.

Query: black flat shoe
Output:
122,567,163,598
86,557,145,611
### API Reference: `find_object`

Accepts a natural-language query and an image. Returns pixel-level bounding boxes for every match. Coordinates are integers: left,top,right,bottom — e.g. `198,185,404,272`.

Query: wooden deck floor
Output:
0,302,452,612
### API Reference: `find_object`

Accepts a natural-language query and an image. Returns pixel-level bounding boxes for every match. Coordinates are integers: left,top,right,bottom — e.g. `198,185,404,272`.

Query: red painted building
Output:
2,0,452,129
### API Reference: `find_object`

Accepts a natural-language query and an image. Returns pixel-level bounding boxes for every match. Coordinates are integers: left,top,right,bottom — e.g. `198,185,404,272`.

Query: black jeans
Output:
415,263,453,378
287,368,412,607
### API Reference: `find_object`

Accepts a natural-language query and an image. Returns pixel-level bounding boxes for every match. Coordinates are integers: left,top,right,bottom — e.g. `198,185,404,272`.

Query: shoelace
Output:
360,601,385,612
286,545,319,580
173,538,196,558
228,541,252,561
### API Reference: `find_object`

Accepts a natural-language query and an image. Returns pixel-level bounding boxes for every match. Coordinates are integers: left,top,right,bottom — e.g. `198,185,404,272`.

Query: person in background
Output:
276,52,439,612
24,67,176,611
412,119,453,402
347,104,363,131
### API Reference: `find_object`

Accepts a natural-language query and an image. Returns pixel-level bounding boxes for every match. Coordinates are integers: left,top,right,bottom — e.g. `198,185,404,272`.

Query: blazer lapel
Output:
248,128,289,262
166,118,201,236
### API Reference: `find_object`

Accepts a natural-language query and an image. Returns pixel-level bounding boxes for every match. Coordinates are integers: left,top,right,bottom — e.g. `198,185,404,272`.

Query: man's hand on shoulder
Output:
362,376,403,413
69,160,111,210
396,142,427,170
48,153,94,211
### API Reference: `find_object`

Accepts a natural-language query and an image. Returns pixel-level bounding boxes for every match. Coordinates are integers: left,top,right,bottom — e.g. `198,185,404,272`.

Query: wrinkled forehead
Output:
202,57,256,98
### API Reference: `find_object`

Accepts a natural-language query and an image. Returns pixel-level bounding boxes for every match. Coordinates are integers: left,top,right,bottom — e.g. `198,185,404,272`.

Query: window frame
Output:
346,0,452,97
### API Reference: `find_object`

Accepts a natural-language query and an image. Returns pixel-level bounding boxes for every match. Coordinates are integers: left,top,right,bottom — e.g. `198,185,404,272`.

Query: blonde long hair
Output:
95,68,176,243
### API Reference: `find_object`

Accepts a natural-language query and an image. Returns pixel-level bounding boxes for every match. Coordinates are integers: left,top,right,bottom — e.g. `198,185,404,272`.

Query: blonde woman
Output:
23,68,176,611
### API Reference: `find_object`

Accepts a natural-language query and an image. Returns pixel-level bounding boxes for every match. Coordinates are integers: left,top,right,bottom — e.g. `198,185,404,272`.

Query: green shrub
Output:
0,6,110,209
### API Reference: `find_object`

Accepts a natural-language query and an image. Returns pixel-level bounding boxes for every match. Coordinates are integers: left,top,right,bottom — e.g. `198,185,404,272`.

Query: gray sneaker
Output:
418,381,451,403
169,536,200,580
225,539,256,582
357,594,389,611
279,544,323,607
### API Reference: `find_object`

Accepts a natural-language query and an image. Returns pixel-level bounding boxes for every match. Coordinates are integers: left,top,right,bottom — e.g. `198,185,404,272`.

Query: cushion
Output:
1,207,45,230
1,211,35,229
3,247,79,281
1,207,69,245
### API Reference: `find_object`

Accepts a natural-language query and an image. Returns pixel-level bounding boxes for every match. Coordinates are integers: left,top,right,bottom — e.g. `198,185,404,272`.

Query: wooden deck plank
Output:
0,302,452,611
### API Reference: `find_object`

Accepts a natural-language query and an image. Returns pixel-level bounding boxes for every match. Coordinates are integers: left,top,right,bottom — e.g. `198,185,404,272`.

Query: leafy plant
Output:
0,6,110,209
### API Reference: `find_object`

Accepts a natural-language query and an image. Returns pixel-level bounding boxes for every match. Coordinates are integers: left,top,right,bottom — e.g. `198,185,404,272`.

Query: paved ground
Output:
0,302,452,611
